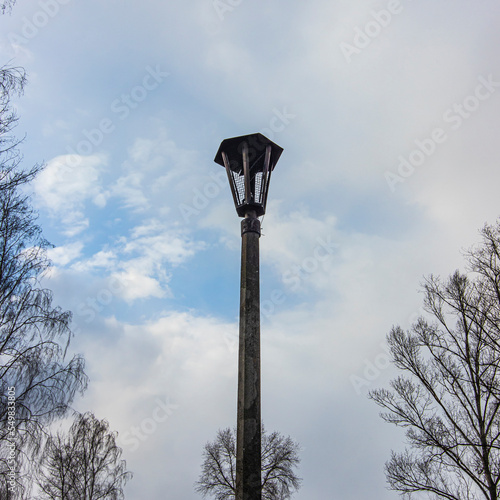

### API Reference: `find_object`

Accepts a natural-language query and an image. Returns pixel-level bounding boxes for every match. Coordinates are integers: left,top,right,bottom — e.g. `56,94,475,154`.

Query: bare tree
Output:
196,427,301,500
0,56,87,499
36,412,132,500
0,64,30,187
370,221,500,500
1,0,16,14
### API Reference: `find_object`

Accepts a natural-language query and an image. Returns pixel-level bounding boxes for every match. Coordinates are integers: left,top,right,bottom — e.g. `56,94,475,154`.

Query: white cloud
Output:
33,154,108,236
110,221,204,302
110,172,150,212
71,250,117,273
109,130,201,219
70,310,240,493
59,220,205,303
123,223,202,266
111,268,167,302
46,242,84,267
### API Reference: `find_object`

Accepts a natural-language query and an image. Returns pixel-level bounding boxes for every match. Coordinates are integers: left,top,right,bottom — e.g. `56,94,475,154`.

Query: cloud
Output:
110,172,150,212
68,293,402,499
71,250,117,273
111,268,166,302
54,219,205,303
70,310,240,487
46,242,84,267
111,221,204,302
110,130,200,218
124,220,202,266
33,154,108,236
12,1,500,498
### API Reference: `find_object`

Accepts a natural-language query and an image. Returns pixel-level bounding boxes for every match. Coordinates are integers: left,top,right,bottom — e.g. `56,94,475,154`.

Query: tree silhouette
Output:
370,220,500,500
0,0,15,14
0,49,87,499
196,427,301,500
36,412,132,500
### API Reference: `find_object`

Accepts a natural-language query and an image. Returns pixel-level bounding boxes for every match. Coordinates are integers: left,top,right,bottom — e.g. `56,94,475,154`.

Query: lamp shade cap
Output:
214,133,283,172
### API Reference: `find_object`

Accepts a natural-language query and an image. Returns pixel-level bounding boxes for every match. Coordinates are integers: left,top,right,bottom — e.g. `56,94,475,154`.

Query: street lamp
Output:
215,133,283,500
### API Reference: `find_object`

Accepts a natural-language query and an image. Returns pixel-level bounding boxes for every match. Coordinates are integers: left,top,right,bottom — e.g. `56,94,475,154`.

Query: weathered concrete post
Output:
214,133,283,500
236,211,262,500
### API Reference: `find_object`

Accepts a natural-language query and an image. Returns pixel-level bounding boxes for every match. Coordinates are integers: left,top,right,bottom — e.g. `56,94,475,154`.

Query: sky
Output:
2,0,500,498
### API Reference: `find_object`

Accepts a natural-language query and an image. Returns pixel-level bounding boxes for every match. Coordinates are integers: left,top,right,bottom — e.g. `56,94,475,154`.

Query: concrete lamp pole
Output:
214,134,283,500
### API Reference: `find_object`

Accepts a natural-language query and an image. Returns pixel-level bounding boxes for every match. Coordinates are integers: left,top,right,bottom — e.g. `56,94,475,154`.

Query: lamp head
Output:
214,133,283,217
